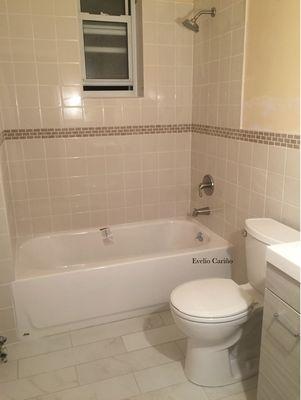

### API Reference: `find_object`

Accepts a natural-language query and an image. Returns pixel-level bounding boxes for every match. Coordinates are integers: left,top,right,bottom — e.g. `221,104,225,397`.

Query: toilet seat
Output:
171,304,251,324
170,278,254,324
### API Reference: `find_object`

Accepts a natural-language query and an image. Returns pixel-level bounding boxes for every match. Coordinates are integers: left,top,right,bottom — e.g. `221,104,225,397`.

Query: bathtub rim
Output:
16,216,211,245
15,216,233,281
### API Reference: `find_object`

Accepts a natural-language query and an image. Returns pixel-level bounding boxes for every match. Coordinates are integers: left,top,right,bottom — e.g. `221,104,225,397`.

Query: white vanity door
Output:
258,289,300,400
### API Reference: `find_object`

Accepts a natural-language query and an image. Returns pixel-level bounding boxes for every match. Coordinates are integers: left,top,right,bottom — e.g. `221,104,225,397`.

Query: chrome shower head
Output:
182,19,199,33
182,7,216,32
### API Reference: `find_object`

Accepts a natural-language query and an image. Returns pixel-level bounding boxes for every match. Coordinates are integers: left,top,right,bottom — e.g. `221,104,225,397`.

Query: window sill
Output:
82,89,143,99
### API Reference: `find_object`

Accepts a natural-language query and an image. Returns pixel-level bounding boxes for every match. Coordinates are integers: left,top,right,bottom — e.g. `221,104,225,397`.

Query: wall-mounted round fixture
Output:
182,7,216,33
198,175,214,197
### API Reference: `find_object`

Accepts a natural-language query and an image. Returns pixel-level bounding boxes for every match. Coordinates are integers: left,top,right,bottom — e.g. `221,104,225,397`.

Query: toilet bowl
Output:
170,218,300,387
171,278,259,386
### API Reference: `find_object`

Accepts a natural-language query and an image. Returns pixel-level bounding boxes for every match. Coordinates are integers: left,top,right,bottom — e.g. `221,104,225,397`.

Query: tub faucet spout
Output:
192,207,211,217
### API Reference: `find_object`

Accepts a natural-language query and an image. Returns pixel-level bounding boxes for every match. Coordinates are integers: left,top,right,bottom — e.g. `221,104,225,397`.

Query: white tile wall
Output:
192,0,246,128
0,0,194,130
5,133,191,240
191,133,300,282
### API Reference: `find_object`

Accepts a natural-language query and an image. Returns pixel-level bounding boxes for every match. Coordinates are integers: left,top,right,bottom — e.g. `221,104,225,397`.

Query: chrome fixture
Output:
183,7,216,32
99,227,113,241
0,336,7,363
198,175,214,197
192,206,211,217
195,232,204,241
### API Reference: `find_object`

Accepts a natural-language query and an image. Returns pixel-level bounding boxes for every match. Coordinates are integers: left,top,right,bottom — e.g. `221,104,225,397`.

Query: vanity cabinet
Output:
257,263,300,400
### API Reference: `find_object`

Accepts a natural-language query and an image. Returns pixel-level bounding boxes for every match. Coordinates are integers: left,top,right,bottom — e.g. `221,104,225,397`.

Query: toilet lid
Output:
170,279,253,319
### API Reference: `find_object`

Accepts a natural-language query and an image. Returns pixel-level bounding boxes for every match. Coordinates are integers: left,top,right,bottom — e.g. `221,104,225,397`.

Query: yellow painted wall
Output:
242,0,300,134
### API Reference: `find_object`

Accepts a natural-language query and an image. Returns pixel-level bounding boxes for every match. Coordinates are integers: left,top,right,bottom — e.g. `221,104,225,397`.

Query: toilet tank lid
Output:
245,218,300,245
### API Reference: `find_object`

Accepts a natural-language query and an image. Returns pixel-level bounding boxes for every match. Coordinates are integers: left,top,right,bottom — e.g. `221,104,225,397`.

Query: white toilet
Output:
170,218,300,387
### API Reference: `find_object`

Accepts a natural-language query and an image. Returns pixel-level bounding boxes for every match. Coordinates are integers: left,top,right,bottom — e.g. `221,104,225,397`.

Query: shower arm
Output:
191,7,216,22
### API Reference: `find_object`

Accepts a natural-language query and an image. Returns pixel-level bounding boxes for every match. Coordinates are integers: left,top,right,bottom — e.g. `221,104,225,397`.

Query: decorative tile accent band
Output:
1,124,300,148
3,124,191,140
192,124,300,149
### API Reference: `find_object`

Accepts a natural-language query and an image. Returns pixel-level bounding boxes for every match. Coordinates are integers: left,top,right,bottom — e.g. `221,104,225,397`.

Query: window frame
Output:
78,0,139,98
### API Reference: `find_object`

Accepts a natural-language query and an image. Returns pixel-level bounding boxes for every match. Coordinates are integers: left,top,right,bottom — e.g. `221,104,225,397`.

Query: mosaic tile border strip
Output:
192,124,300,149
2,124,300,149
3,125,191,140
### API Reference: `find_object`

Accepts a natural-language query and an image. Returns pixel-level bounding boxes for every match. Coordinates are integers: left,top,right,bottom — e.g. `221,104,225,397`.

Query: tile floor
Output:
0,311,258,400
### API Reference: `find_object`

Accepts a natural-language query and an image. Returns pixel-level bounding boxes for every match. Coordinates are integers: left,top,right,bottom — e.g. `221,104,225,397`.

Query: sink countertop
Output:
266,241,301,283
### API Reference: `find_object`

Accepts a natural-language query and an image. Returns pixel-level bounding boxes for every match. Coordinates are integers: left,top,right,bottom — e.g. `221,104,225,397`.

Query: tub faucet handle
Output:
199,175,214,197
99,227,113,240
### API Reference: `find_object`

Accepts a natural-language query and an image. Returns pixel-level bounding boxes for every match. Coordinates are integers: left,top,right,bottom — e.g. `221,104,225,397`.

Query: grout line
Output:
16,343,185,388
131,369,142,395
279,148,288,222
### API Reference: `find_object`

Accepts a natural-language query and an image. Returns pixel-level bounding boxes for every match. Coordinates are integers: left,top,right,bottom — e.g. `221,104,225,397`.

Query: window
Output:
79,0,143,97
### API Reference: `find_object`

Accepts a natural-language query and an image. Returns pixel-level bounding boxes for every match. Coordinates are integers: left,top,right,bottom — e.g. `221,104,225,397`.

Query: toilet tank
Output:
245,218,300,294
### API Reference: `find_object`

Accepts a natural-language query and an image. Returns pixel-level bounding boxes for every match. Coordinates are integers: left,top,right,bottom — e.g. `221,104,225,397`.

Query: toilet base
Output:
184,338,259,387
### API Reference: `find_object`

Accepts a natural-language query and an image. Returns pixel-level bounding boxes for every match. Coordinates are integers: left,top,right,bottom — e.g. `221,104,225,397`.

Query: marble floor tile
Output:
77,341,184,386
73,337,126,364
0,313,259,400
0,360,18,383
18,348,76,378
203,376,258,400
70,314,164,347
36,374,140,400
175,339,186,355
222,389,258,400
0,378,44,400
7,334,71,361
129,381,208,400
77,356,133,385
122,324,185,352
28,367,78,394
35,382,98,400
134,361,186,393
93,373,140,400
114,342,183,371
159,311,174,326
18,337,128,379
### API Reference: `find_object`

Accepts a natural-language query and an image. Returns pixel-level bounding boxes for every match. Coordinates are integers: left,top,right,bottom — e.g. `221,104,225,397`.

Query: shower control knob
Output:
198,175,214,197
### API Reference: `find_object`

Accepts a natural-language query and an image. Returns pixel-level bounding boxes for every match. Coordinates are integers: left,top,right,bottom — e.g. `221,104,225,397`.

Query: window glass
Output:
80,0,127,16
83,21,129,80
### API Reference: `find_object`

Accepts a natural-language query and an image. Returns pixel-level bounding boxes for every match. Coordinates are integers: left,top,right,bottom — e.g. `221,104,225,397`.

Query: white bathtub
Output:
13,218,232,338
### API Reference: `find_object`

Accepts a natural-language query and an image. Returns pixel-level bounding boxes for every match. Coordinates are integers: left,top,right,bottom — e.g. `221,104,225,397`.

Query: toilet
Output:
170,218,300,387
